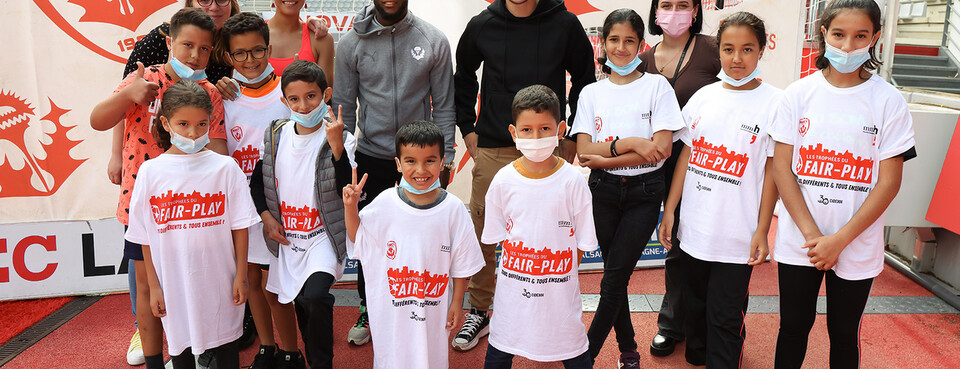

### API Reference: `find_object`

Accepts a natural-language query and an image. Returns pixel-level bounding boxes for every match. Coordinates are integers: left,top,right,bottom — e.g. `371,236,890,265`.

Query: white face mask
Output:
514,136,558,163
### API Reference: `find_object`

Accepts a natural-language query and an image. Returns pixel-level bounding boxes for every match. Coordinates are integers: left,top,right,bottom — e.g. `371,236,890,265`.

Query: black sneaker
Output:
198,349,217,369
275,350,306,369
451,308,489,351
239,304,257,349
249,345,276,369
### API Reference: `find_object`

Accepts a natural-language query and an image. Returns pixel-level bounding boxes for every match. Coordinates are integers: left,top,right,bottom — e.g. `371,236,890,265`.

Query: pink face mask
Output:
656,10,694,37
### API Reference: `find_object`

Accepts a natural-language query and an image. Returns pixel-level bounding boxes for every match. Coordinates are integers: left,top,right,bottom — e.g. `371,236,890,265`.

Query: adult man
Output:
452,0,595,351
333,0,457,346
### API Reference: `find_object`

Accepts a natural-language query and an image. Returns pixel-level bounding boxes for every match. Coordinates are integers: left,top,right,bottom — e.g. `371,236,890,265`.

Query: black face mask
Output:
374,1,408,23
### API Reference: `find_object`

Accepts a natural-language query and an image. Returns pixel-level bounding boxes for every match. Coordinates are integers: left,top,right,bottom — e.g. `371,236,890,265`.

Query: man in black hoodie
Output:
452,0,595,351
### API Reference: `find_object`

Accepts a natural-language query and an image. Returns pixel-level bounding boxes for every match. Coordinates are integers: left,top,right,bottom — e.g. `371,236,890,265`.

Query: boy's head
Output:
395,121,445,192
222,12,272,81
167,8,217,72
509,85,566,141
280,60,332,115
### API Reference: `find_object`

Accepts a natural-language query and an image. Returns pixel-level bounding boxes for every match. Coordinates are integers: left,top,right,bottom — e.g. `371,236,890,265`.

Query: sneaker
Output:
126,329,145,366
198,350,216,369
249,345,276,369
618,352,641,369
451,308,489,351
347,306,371,345
275,350,306,369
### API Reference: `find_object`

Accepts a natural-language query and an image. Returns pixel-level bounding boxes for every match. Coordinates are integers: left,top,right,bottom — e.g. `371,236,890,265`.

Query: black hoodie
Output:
454,0,595,148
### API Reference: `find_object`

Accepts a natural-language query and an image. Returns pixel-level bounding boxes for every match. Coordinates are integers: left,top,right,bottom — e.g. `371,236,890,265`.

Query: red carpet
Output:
0,296,73,345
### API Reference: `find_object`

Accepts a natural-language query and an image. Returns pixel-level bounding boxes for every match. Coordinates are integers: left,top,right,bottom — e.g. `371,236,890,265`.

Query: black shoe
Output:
250,345,276,369
650,333,679,357
198,350,217,369
239,304,257,349
275,349,306,369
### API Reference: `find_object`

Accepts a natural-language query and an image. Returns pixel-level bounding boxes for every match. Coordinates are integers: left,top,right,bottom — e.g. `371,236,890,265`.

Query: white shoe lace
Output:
457,313,484,338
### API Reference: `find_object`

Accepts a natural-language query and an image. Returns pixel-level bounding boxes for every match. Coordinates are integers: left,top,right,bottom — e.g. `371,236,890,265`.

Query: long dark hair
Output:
816,0,882,72
597,8,645,75
648,0,704,36
153,81,214,150
717,12,767,52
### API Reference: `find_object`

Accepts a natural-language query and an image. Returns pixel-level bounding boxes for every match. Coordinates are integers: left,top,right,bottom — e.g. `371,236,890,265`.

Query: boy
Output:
250,60,356,369
220,12,302,369
89,8,227,369
481,85,597,368
343,121,485,369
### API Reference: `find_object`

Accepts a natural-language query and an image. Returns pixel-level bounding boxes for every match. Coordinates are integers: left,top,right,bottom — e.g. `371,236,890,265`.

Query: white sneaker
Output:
347,306,371,345
126,329,145,366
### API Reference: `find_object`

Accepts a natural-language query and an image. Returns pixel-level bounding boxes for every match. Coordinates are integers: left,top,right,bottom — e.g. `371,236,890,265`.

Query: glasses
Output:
197,0,231,7
229,47,268,62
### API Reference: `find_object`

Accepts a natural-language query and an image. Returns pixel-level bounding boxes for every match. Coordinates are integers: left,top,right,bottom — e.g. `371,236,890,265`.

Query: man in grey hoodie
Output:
332,0,456,347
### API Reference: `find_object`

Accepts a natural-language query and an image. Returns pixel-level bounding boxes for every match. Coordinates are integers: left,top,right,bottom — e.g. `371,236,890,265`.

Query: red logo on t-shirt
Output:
594,116,603,132
387,267,449,299
280,201,322,232
231,126,243,142
501,239,573,276
799,118,810,137
232,145,260,175
386,241,397,260
149,191,225,225
796,144,874,184
505,217,514,234
689,137,749,178
691,116,701,130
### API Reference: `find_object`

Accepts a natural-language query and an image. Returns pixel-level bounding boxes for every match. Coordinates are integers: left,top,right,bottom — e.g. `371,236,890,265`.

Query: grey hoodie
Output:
333,5,456,163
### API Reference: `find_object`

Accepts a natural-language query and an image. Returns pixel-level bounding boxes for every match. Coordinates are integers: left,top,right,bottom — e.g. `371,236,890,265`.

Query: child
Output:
125,80,260,369
89,8,228,369
250,60,357,369
769,1,915,367
570,9,683,367
220,12,303,369
342,121,485,369
481,85,598,368
659,11,781,367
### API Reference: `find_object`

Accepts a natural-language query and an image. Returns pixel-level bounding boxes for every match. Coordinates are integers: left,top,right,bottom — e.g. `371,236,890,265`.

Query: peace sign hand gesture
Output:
343,167,368,208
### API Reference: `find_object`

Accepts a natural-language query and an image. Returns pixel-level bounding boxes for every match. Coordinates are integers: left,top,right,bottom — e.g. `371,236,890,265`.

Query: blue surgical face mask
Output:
288,102,328,129
399,177,440,195
824,42,872,74
169,129,210,154
718,67,761,87
169,57,208,81
233,63,274,85
605,55,643,76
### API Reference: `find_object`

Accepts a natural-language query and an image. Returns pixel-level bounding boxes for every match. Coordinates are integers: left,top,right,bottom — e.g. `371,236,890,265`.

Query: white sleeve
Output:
570,173,599,252
651,80,685,133
352,220,376,262
570,86,596,139
125,168,151,246
768,92,797,145
450,204,485,278
480,177,507,244
228,164,261,230
764,93,783,157
878,96,916,160
678,95,700,146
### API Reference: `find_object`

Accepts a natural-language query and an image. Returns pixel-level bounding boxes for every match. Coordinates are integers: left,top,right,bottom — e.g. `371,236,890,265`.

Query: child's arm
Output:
578,131,673,169
232,228,249,305
141,245,166,318
749,158,779,266
343,168,368,243
773,143,822,241
108,126,124,185
805,157,904,270
446,277,469,331
90,62,159,131
312,33,335,88
250,160,289,245
658,145,690,249
576,134,666,163
326,106,345,161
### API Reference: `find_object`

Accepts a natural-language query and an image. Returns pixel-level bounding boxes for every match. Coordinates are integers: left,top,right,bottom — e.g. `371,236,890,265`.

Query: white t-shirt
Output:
224,81,290,265
769,71,915,280
571,74,685,176
270,121,358,303
481,159,599,362
352,189,485,369
125,150,261,356
675,82,783,264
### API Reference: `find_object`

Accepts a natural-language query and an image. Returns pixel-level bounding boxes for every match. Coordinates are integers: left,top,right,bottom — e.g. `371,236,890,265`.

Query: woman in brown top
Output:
638,0,721,361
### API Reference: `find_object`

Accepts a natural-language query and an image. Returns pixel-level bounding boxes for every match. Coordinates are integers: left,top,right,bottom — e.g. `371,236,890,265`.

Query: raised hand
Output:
326,105,345,158
343,167,368,208
216,77,240,101
306,16,330,40
126,62,160,106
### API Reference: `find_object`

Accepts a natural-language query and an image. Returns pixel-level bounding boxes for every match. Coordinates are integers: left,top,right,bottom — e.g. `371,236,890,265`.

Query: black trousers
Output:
586,170,664,357
295,272,337,369
170,341,239,369
354,152,403,306
657,140,688,341
775,263,873,369
683,250,753,368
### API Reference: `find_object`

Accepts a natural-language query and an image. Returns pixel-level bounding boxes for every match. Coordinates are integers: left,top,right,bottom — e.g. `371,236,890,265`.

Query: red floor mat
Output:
0,296,73,345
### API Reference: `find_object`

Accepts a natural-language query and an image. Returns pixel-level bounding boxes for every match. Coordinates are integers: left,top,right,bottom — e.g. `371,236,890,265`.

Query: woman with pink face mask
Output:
638,0,721,359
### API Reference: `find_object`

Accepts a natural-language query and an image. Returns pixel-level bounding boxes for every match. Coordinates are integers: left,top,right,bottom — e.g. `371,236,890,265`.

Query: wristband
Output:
610,138,620,157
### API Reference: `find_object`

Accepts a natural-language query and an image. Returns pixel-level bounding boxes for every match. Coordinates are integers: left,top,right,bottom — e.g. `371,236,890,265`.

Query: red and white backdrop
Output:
0,0,804,300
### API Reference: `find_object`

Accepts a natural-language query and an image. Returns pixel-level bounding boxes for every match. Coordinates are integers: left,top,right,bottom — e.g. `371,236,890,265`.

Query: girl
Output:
658,12,780,367
572,9,684,368
639,0,722,356
268,0,335,80
125,80,261,369
770,1,915,367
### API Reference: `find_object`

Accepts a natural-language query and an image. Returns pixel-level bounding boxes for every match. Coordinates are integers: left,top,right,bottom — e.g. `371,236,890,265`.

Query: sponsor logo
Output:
641,111,652,120
440,244,451,253
799,118,810,137
231,126,243,142
696,181,712,192
501,239,572,276
521,288,544,298
557,220,572,228
387,267,449,298
0,90,86,198
594,116,602,132
691,116,701,130
386,241,397,260
862,125,878,135
505,217,513,233
410,46,425,60
818,195,843,205
741,123,760,144
409,311,426,322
